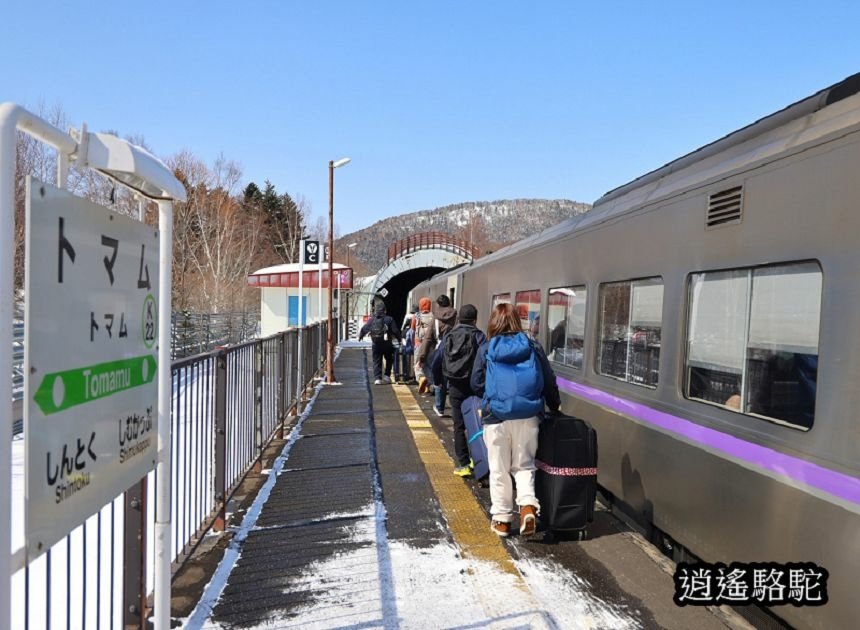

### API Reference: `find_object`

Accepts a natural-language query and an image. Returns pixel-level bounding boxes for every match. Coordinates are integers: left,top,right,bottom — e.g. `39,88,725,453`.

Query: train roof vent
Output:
706,185,743,228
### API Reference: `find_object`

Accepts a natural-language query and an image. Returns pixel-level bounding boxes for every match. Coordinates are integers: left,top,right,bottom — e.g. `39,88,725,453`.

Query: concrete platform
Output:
186,346,750,629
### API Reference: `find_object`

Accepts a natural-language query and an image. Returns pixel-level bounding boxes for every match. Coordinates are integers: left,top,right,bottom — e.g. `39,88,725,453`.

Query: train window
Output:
685,261,821,429
492,293,511,308
597,278,663,387
547,286,587,369
515,289,542,340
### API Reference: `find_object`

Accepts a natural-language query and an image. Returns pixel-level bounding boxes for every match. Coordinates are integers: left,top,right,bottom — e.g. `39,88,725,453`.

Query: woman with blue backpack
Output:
470,302,561,538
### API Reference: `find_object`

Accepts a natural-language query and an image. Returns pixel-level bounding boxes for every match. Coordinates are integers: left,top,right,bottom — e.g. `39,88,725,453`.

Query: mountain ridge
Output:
339,198,590,273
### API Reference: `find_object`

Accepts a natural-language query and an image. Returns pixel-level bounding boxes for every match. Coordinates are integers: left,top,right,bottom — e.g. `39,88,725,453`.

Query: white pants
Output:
483,417,540,523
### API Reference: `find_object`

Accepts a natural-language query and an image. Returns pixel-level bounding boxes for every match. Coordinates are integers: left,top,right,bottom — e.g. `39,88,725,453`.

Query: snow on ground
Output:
192,505,642,629
515,555,640,629
11,435,23,551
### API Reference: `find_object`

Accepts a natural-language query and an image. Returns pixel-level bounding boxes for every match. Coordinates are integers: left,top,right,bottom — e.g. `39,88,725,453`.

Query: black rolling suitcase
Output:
535,414,598,536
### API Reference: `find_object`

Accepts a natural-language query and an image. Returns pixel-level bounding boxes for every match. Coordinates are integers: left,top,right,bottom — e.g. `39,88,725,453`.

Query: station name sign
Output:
25,179,159,558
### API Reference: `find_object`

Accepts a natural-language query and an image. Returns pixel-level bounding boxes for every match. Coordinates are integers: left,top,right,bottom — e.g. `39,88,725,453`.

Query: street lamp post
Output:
328,157,351,383
346,242,357,339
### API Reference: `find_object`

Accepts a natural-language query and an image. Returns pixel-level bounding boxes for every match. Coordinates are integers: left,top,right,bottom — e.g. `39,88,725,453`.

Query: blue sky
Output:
2,1,858,234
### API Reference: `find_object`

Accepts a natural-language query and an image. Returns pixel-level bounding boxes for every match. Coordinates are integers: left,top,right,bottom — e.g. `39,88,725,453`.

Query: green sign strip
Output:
33,354,157,415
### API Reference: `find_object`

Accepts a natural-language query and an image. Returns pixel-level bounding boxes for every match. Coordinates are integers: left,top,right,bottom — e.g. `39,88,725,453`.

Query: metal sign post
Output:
297,240,317,410
318,243,323,360
337,271,342,340
297,240,305,413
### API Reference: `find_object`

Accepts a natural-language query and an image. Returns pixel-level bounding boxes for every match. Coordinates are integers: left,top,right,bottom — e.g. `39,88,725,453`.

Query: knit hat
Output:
459,304,478,324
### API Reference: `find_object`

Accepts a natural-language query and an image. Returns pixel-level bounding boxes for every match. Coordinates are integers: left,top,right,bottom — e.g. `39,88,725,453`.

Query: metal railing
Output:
386,231,481,264
10,320,337,629
170,311,260,359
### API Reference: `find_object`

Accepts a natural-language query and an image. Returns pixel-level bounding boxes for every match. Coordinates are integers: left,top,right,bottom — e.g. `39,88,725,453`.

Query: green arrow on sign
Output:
33,354,157,415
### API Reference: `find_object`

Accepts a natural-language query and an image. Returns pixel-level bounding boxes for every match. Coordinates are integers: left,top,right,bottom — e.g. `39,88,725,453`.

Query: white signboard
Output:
25,179,159,558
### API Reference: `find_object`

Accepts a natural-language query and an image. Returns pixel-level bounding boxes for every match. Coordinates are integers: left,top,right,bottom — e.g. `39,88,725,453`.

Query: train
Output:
406,74,860,629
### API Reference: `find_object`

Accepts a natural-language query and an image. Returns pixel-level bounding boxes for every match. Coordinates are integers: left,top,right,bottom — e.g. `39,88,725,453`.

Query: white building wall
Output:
260,287,332,337
261,287,287,337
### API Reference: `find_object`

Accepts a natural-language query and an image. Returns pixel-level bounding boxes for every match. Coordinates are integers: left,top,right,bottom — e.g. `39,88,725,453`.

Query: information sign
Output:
303,240,320,264
25,179,159,557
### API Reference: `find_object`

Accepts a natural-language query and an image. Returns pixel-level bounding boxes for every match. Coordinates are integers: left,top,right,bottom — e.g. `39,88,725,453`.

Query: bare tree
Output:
170,152,263,312
306,202,342,259
13,103,73,291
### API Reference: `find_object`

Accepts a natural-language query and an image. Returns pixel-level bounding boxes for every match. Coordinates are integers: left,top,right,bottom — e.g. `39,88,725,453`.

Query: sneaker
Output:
382,375,392,383
374,378,383,385
453,465,473,478
433,406,444,417
519,505,538,538
491,520,511,537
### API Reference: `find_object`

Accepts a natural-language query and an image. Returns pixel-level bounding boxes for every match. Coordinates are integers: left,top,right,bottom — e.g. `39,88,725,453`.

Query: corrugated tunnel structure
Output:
370,232,479,324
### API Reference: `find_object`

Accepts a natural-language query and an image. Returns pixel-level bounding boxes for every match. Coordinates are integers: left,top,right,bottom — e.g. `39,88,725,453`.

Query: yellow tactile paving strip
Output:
391,385,522,579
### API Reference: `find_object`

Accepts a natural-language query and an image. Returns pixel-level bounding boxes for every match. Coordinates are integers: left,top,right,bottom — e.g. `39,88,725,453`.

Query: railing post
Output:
286,332,295,417
277,333,285,439
318,323,323,373
253,340,263,473
205,313,211,353
122,478,147,630
213,349,228,531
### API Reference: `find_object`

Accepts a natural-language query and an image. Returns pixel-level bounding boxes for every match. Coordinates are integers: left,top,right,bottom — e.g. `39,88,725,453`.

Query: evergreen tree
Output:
242,182,263,209
257,180,305,263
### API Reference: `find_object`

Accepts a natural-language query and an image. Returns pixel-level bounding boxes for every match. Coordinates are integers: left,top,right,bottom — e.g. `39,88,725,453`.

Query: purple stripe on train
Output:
556,377,860,507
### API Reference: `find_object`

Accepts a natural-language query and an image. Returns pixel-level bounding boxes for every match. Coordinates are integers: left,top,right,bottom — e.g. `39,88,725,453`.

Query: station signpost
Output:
0,103,186,630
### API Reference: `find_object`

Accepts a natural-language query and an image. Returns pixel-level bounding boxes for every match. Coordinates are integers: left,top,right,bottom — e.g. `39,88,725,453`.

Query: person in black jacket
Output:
438,304,487,477
471,303,560,538
359,302,402,384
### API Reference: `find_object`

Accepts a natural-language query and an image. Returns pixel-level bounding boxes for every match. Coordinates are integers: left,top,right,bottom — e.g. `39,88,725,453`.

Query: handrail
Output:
387,231,481,264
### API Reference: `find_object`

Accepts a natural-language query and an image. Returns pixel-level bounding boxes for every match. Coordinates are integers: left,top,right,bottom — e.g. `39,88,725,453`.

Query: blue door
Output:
288,296,307,327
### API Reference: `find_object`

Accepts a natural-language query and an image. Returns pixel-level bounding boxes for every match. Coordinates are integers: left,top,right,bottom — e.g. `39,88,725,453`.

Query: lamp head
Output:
331,157,351,169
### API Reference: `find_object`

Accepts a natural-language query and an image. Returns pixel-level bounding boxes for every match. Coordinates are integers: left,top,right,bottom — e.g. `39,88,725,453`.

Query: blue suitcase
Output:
461,396,489,480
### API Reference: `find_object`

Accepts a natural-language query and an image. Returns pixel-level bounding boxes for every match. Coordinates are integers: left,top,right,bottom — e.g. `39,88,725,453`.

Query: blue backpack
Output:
484,333,544,420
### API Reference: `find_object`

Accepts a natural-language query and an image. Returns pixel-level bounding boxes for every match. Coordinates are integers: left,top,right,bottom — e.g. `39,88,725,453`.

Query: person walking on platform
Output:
413,297,435,394
399,307,417,383
440,304,486,477
359,302,401,385
418,294,457,415
471,303,561,538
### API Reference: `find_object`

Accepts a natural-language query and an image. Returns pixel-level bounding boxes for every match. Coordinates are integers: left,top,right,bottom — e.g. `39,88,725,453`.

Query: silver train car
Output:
409,75,860,629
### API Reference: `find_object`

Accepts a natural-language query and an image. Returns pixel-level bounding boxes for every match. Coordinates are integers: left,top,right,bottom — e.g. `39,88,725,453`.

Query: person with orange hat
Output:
413,297,435,393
